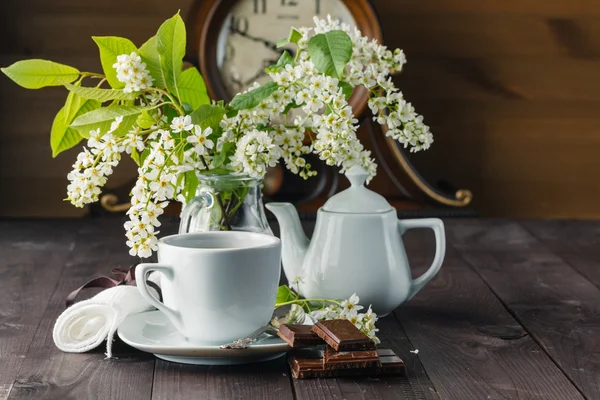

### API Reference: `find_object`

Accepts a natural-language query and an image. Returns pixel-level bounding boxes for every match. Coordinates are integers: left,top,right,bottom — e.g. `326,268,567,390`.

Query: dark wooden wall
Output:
1,0,599,218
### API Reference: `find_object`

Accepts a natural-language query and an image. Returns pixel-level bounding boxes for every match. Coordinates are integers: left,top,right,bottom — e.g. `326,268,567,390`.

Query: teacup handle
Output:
397,218,446,300
135,263,184,333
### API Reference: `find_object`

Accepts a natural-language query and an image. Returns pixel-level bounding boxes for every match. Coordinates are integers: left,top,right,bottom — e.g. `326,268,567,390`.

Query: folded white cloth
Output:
53,281,159,358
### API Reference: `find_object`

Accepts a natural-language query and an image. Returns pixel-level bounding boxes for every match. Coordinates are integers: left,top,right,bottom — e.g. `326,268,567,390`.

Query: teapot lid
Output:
322,166,393,214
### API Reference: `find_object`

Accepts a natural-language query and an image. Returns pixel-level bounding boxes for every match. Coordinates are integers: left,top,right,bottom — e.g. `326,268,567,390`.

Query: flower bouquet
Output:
2,11,432,260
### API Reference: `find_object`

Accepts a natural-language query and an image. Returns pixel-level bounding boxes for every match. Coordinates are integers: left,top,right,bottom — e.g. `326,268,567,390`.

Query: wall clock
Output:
188,0,381,118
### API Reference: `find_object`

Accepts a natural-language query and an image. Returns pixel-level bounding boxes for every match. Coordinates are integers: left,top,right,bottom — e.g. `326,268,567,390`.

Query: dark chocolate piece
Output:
289,349,405,379
277,324,323,347
290,348,325,359
375,348,396,357
377,352,406,376
323,346,380,369
311,319,376,351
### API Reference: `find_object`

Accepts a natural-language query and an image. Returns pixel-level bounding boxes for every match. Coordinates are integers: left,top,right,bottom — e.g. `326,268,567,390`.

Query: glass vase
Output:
178,174,272,235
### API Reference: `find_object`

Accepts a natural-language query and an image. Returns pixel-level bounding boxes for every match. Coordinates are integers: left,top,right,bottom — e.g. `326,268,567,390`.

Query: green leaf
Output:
212,142,235,168
190,104,226,130
177,67,210,109
339,81,353,100
163,104,179,122
64,90,83,124
229,82,278,111
64,82,138,102
51,96,101,157
139,148,151,165
276,285,297,305
283,100,300,115
266,51,294,73
131,148,141,165
182,171,199,203
136,109,156,129
198,167,232,175
70,105,145,137
277,27,302,48
308,30,353,79
138,36,167,89
182,102,194,114
156,12,186,102
92,36,137,89
1,59,80,89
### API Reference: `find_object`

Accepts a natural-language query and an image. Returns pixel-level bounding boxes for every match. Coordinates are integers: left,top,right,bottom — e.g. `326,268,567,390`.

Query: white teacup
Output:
135,231,281,344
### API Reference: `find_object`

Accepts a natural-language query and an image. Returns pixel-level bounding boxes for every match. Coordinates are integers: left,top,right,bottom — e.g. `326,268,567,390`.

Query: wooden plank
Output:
7,219,156,400
370,0,600,17
443,220,547,252
152,357,294,400
380,15,600,58
395,230,584,399
521,220,600,252
399,58,600,101
8,12,600,58
292,316,438,400
0,221,78,393
449,220,600,400
521,220,600,290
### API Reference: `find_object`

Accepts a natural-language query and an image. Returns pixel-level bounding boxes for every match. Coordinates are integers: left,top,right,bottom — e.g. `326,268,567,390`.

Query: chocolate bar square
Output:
377,352,406,376
289,349,405,379
323,346,380,369
277,324,323,347
311,319,376,351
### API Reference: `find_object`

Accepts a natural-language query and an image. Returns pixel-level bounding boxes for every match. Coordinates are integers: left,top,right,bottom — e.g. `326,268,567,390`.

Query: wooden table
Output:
1,218,598,400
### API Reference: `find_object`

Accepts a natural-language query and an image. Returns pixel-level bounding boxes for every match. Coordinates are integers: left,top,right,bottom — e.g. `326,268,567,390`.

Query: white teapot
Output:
266,166,445,316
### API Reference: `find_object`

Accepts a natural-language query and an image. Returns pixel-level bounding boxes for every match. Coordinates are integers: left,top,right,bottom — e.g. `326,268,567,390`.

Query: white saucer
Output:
117,310,289,365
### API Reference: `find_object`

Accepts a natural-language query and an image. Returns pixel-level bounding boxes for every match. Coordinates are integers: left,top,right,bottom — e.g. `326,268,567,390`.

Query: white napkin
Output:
53,280,159,358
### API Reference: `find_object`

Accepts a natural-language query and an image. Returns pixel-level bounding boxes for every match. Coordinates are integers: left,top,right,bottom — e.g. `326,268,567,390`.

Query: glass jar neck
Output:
197,174,261,191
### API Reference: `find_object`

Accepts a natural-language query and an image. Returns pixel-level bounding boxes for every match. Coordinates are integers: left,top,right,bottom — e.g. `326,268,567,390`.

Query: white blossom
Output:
170,115,194,133
112,52,153,93
308,293,379,344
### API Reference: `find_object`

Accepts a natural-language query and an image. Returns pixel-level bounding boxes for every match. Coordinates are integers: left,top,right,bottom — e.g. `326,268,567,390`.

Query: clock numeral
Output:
231,15,249,34
254,0,266,14
316,0,320,14
281,0,298,6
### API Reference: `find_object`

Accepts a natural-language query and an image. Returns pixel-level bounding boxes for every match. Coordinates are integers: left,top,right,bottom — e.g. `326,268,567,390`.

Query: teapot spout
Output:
265,202,309,283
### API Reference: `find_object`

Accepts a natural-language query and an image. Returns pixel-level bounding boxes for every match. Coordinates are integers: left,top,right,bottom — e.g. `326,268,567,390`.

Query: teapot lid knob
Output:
321,165,392,214
346,165,369,187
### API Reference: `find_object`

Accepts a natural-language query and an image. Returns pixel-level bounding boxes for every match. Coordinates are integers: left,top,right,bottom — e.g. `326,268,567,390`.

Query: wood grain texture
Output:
152,357,294,400
1,218,600,398
2,0,600,217
396,235,584,400
7,219,156,400
0,221,78,391
292,316,438,400
449,220,600,399
521,220,600,289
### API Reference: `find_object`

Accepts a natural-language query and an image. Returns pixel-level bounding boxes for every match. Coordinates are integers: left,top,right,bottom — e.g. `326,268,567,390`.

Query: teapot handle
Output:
397,218,446,300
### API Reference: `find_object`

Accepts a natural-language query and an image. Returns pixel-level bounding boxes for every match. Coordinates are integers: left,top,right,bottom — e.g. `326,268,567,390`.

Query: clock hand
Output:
242,59,279,87
230,26,280,52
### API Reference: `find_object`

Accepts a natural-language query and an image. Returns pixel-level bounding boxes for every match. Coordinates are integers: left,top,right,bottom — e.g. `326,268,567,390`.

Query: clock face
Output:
216,0,356,96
